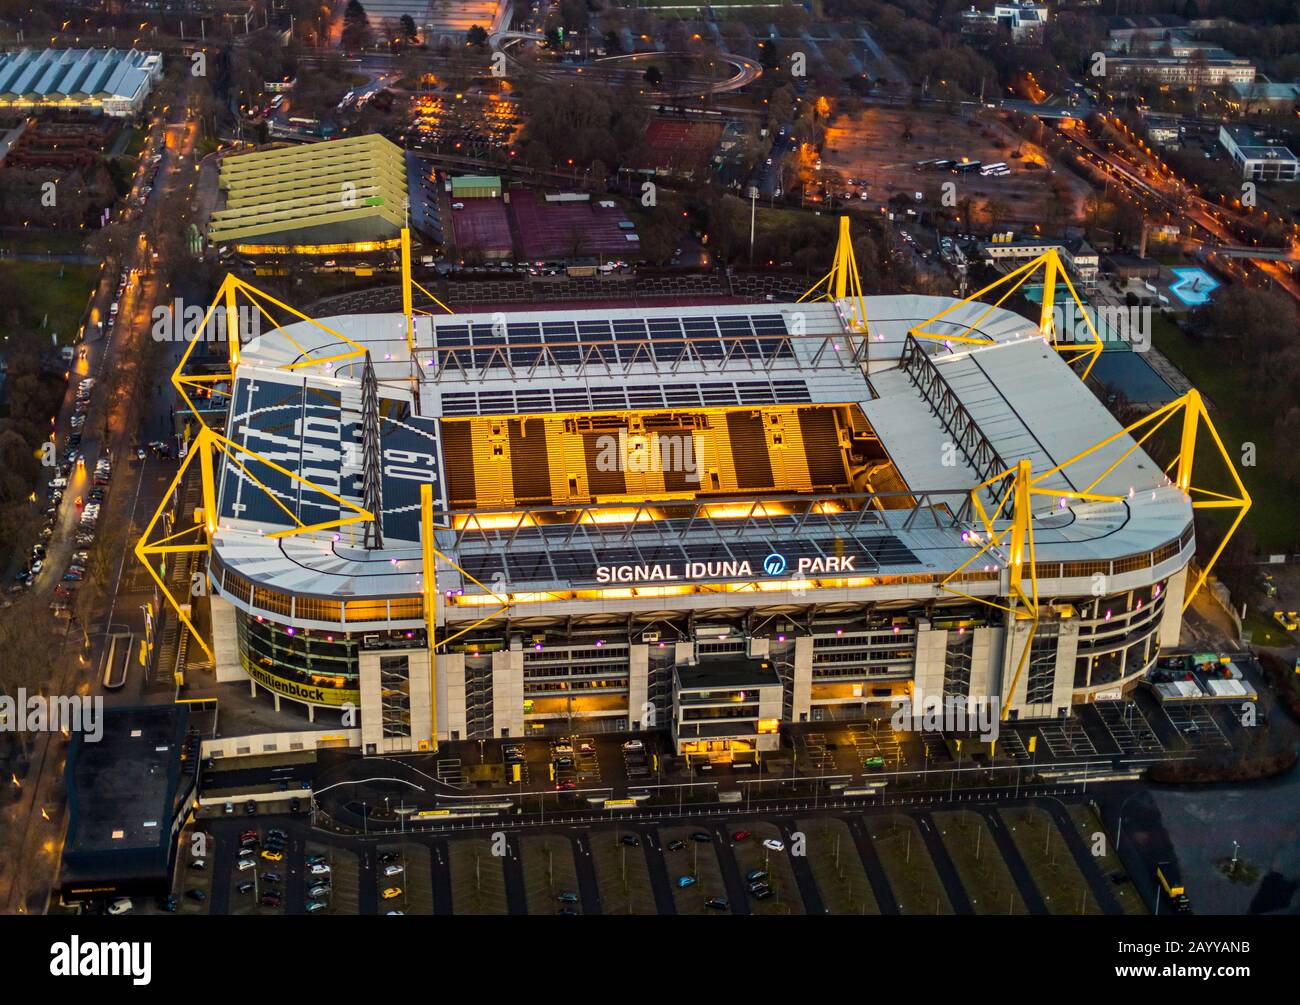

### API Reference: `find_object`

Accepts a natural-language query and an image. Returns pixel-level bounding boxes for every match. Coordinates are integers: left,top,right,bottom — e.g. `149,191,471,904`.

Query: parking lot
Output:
1162,705,1232,751
590,826,659,916
728,821,804,916
1094,701,1165,755
447,836,510,915
520,834,583,915
658,824,731,915
1035,721,1098,759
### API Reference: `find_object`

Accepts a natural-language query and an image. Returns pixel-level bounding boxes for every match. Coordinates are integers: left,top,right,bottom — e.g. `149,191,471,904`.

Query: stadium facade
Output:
189,286,1204,760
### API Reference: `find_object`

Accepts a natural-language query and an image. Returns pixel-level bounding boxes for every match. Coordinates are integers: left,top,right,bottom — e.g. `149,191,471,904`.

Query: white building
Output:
1219,125,1299,183
961,2,1050,43
1105,54,1256,87
0,48,162,118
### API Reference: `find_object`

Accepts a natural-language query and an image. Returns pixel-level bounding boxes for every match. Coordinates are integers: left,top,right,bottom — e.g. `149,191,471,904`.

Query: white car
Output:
309,863,332,876
237,857,255,871
107,898,133,915
383,864,404,877
762,839,785,852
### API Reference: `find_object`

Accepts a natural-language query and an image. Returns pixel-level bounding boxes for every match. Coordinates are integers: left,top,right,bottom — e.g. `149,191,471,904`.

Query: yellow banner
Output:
242,655,359,707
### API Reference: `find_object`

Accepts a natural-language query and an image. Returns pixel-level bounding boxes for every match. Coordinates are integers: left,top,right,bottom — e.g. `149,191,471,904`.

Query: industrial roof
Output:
208,134,408,246
0,47,158,103
207,295,1194,614
61,705,195,896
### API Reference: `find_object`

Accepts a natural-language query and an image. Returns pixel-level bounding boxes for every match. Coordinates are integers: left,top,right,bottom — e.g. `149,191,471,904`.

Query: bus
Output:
980,162,1008,175
102,632,132,689
952,160,982,174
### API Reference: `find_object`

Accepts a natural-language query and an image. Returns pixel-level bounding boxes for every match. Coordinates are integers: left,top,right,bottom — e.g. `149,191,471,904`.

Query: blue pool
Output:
1169,267,1219,307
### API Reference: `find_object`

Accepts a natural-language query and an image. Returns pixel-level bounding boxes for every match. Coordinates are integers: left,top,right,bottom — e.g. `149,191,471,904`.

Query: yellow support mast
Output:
908,249,1104,379
420,483,439,754
798,215,869,334
941,387,1250,717
1034,388,1250,613
400,227,453,360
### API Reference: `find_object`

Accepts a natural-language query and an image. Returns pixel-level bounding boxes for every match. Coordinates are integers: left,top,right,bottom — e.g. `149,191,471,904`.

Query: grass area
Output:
520,834,581,915
1243,606,1294,647
0,260,97,347
1065,805,1148,915
122,127,147,157
797,816,879,915
867,813,954,915
591,827,658,915
447,837,509,915
728,822,804,915
0,230,89,256
1151,313,1291,551
934,810,1027,915
1002,807,1102,915
659,826,729,915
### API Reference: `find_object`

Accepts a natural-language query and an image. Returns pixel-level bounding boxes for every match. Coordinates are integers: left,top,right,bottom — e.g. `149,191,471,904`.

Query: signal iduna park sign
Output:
595,554,858,584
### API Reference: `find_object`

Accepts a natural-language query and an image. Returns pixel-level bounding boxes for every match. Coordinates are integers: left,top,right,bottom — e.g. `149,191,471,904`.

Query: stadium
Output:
145,223,1246,760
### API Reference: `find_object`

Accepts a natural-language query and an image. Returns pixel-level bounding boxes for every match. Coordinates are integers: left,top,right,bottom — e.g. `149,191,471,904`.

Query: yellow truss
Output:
939,388,1249,718
1035,387,1250,614
135,425,375,664
401,226,452,354
941,459,1123,719
799,215,869,334
908,249,1104,379
170,273,370,425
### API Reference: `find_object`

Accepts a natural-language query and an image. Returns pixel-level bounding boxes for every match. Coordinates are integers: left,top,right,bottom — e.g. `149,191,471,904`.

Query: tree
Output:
342,0,372,51
467,25,489,47
643,65,663,88
400,14,418,42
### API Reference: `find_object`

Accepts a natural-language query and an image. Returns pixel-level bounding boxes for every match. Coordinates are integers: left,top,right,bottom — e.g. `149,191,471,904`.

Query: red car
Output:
555,779,577,791
732,830,752,842
239,829,258,843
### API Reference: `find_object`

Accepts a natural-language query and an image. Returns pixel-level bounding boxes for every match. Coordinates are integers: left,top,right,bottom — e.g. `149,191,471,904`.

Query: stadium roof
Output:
207,296,1194,617
208,134,408,247
0,47,158,103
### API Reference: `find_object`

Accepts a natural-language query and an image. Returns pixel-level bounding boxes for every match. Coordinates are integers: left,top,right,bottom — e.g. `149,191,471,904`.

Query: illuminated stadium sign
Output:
594,554,857,584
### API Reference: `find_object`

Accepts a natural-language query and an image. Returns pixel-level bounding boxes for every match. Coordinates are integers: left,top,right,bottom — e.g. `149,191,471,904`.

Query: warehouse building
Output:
184,283,1208,761
60,705,198,902
208,134,409,254
0,47,162,118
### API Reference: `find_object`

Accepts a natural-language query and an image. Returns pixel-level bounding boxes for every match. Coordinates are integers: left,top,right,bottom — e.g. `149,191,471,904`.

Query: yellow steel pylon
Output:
909,249,1104,379
941,459,1123,719
798,215,869,334
941,387,1249,717
171,273,371,424
135,425,376,664
401,227,452,355
1032,388,1250,613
